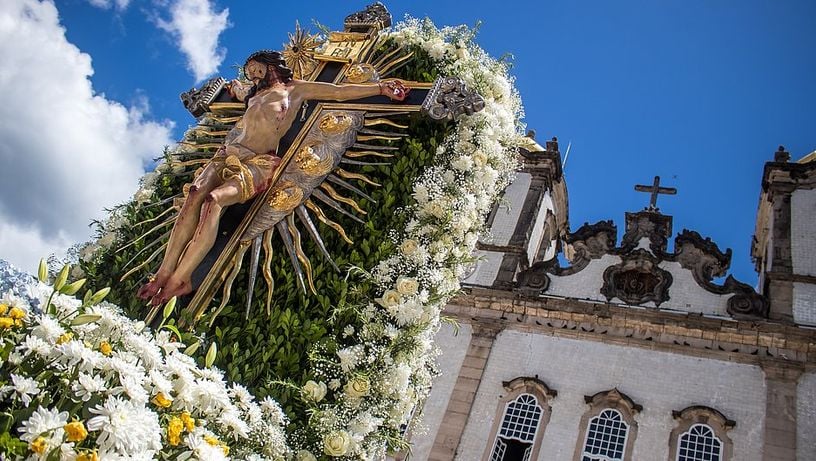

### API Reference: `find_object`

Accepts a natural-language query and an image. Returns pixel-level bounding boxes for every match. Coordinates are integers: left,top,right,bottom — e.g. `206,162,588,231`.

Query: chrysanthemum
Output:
31,314,65,343
18,406,68,442
87,396,161,455
3,373,41,407
72,372,108,402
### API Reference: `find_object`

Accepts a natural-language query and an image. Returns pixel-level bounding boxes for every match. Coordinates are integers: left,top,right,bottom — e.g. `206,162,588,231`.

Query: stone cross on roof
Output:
635,175,677,211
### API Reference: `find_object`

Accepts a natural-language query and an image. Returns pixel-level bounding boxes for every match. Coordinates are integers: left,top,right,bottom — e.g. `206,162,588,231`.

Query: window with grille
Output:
580,409,629,461
489,393,543,461
676,424,722,461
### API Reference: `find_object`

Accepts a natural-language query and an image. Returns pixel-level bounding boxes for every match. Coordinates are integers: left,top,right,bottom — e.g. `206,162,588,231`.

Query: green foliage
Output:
80,44,451,436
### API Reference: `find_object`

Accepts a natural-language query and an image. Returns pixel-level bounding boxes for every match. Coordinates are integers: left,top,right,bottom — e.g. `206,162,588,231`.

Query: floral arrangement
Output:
0,260,290,460
67,16,525,461
291,18,525,459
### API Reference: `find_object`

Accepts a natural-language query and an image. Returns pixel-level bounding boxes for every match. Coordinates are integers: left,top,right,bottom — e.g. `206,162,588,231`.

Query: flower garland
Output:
293,18,525,459
0,260,290,460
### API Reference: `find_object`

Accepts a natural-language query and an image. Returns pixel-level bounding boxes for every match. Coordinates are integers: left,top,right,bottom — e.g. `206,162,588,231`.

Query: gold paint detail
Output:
318,113,353,135
208,240,250,327
283,21,323,80
319,183,366,215
306,200,353,244
268,180,305,212
345,63,378,83
179,142,222,150
207,102,246,111
262,229,275,316
294,143,334,176
356,134,401,142
378,52,415,78
364,118,409,129
287,214,317,295
329,32,369,42
117,215,177,253
335,168,381,187
345,150,395,159
119,241,168,282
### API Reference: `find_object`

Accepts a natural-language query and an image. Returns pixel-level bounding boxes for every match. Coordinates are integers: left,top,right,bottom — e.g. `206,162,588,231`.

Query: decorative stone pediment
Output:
584,388,643,414
672,406,736,429
619,210,672,254
601,249,673,306
672,229,731,284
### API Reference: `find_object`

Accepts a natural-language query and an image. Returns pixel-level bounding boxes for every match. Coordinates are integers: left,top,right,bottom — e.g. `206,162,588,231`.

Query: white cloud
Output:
0,0,174,273
157,0,230,82
86,0,131,10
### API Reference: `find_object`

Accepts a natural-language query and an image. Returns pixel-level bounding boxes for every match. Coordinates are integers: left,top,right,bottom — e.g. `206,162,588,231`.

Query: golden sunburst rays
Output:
283,21,323,80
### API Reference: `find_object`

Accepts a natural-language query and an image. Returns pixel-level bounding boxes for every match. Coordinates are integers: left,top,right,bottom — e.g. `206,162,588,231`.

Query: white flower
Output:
56,340,103,372
301,380,328,402
295,449,318,461
18,406,68,442
87,395,162,455
399,239,419,256
337,345,363,373
72,372,108,402
183,433,229,461
4,373,41,407
17,334,51,358
375,290,401,309
190,378,231,416
323,430,352,457
260,396,287,426
395,277,419,296
218,409,249,440
31,314,65,343
344,376,371,399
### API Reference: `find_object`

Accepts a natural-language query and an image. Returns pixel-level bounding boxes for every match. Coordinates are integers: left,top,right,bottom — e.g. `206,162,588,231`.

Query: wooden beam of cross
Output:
634,176,677,211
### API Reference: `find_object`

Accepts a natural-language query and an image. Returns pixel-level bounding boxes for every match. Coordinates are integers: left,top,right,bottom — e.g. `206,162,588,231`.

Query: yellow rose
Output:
8,306,24,320
77,451,99,461
301,380,327,402
167,417,183,446
0,317,13,329
64,421,88,442
151,392,172,408
30,436,47,454
180,412,195,431
395,276,419,296
56,332,73,345
375,290,401,309
98,341,113,356
399,239,418,256
345,376,370,399
0,303,7,315
323,430,351,457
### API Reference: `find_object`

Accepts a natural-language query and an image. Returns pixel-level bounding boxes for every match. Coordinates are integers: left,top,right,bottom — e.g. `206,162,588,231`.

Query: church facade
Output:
406,138,816,460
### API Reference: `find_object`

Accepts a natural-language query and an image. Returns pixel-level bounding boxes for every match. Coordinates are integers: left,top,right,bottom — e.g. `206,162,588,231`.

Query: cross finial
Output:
634,176,677,211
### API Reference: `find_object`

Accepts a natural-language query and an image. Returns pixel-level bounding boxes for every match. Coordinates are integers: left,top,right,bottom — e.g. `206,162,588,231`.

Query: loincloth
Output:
178,149,279,208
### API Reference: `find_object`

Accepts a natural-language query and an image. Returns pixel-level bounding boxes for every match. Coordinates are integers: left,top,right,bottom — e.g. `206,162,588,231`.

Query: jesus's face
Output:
245,60,267,84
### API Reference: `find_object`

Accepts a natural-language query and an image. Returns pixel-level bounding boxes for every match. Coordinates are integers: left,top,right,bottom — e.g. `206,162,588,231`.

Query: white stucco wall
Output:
793,282,816,326
488,172,532,246
455,331,766,461
409,322,472,460
791,188,816,277
462,250,505,287
797,372,816,461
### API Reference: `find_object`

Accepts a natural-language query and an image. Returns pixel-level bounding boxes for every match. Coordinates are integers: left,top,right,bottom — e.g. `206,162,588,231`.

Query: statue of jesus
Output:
137,50,408,306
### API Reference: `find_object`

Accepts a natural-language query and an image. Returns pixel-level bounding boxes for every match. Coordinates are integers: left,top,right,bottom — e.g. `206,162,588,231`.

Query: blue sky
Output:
1,0,814,283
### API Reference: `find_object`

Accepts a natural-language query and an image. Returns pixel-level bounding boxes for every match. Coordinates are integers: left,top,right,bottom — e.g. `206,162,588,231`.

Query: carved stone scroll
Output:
619,210,672,254
421,77,486,121
724,276,770,318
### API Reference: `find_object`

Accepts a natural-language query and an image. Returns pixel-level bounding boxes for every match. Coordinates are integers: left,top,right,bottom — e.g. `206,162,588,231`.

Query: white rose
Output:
395,277,419,296
301,380,327,403
345,376,371,399
400,239,419,256
472,150,488,167
375,290,402,309
323,430,352,457
296,450,318,461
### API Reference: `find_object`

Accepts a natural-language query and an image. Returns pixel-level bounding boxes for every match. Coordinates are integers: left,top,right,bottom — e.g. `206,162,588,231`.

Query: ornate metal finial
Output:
421,77,486,121
634,176,676,212
774,145,790,163
180,77,227,118
344,2,391,31
283,21,323,80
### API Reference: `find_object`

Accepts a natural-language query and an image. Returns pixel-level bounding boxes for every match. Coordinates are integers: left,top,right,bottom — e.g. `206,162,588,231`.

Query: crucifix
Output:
132,3,485,327
634,176,677,212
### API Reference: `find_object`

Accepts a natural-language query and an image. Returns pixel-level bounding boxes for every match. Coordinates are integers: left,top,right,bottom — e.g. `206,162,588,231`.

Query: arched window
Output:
574,389,641,461
483,377,556,461
676,424,722,461
669,406,735,461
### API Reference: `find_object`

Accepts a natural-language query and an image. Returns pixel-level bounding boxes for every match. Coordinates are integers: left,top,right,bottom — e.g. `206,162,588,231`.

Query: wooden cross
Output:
634,176,676,211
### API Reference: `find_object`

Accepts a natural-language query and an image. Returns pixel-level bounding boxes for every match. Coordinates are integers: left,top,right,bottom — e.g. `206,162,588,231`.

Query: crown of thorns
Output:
244,50,285,68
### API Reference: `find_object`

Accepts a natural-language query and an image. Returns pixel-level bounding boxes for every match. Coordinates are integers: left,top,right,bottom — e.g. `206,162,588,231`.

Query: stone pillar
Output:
761,363,803,461
429,322,502,461
766,188,795,322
